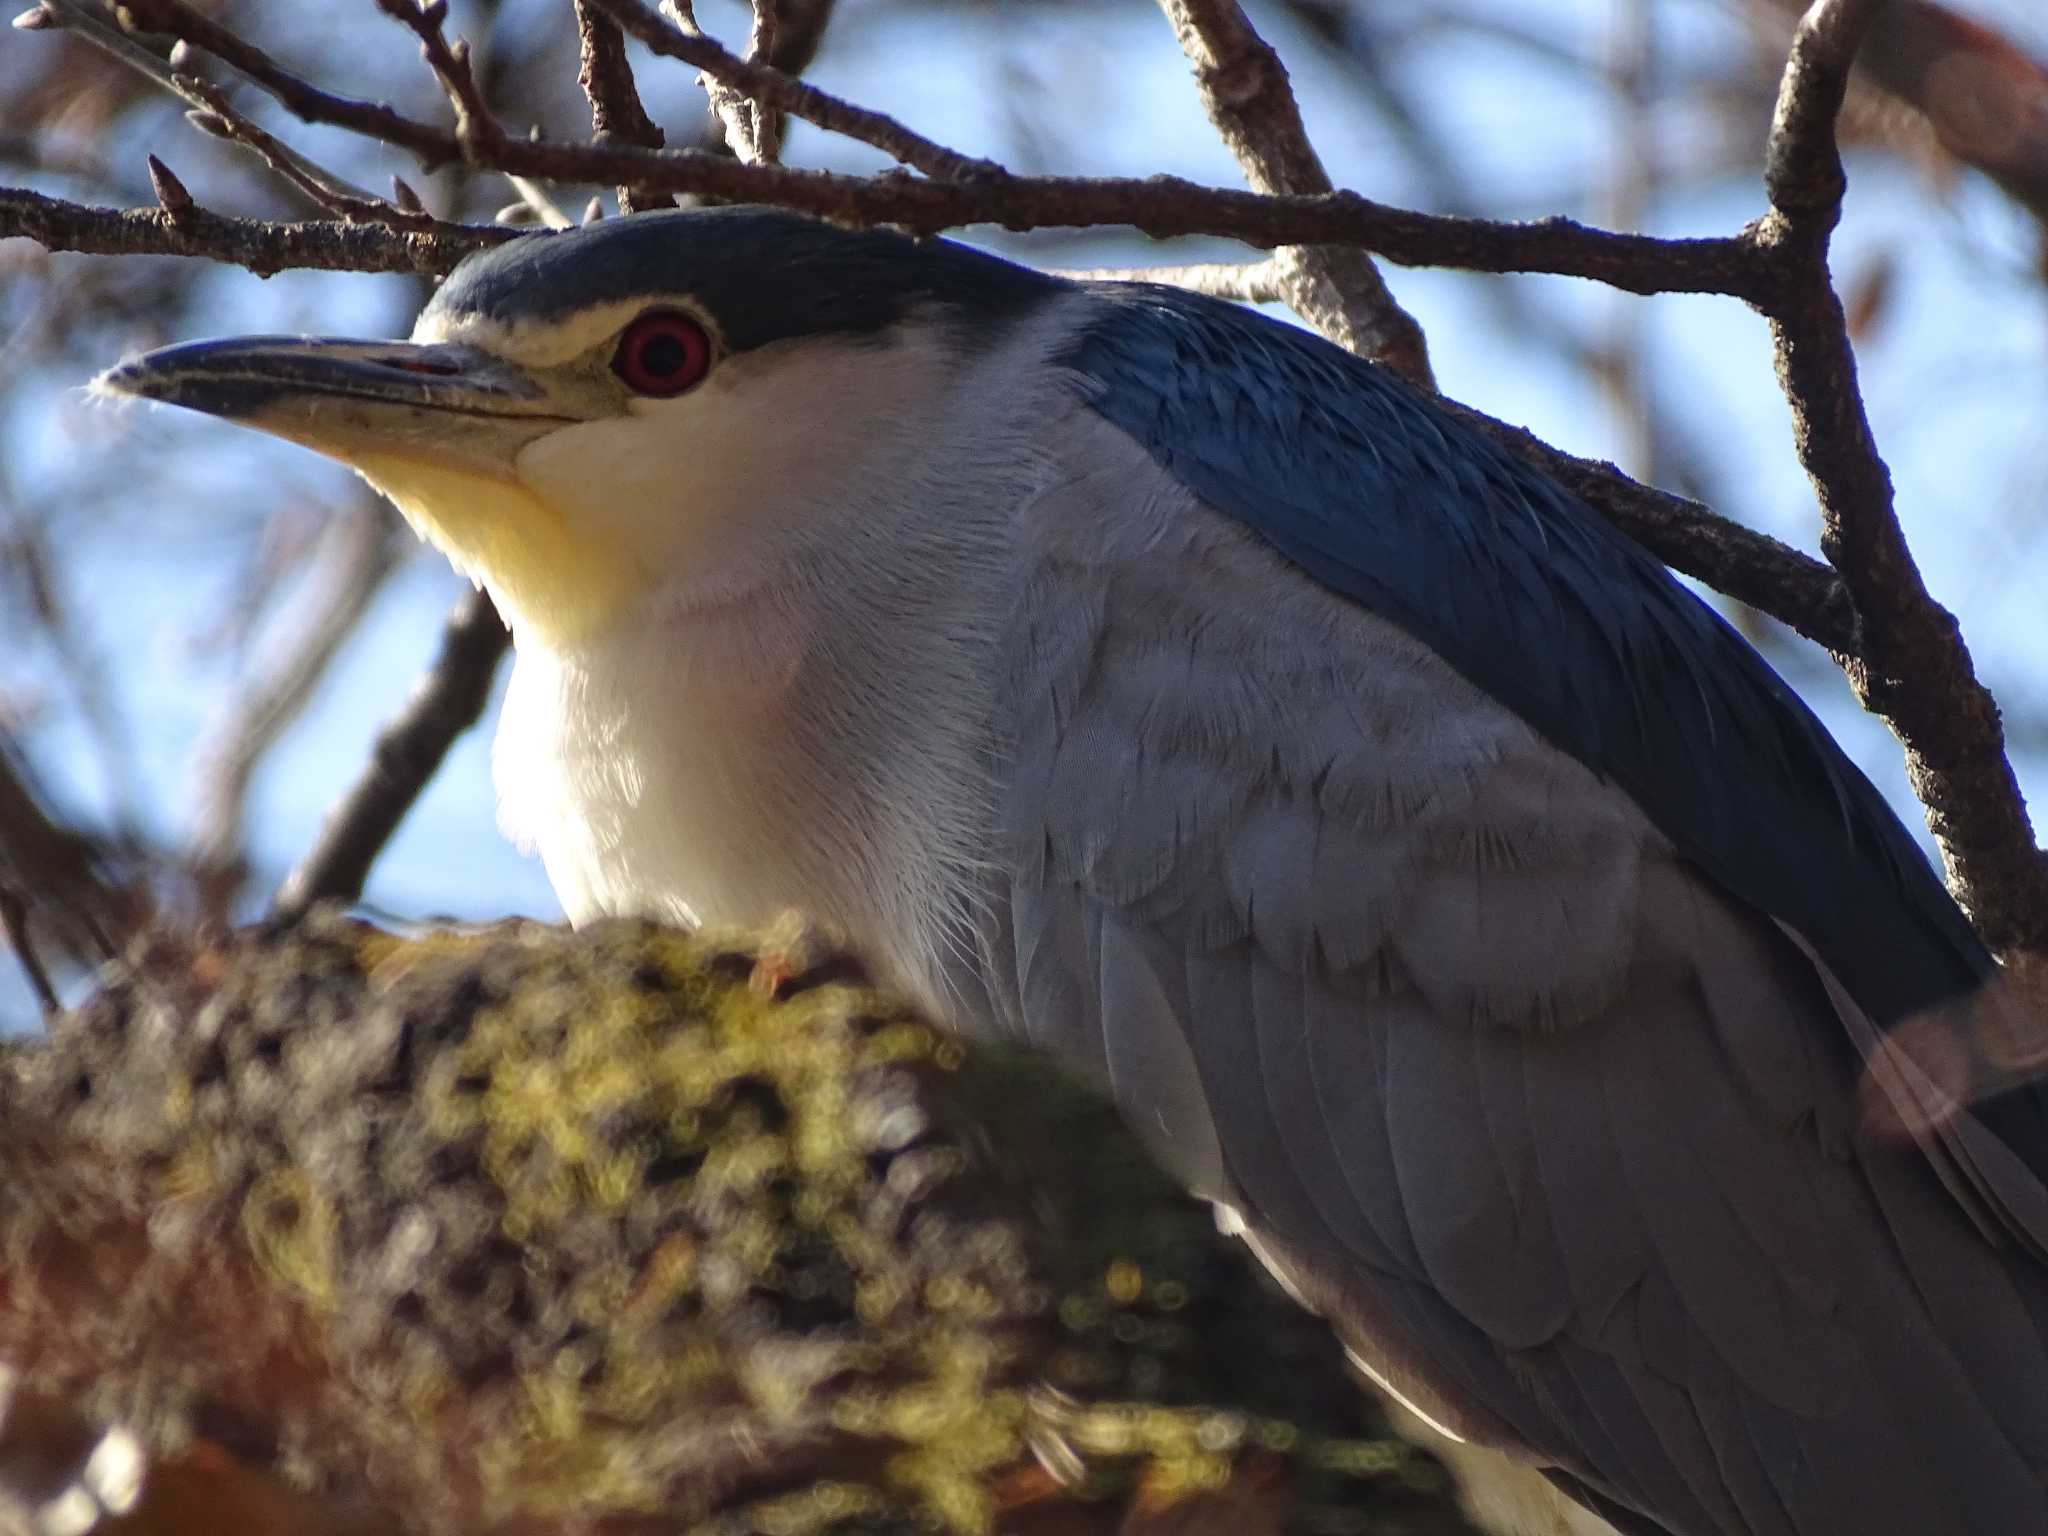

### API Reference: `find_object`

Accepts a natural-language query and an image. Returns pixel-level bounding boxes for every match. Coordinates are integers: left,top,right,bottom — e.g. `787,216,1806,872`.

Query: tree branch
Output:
0,739,128,978
733,0,789,162
1756,0,2048,230
1749,0,2048,955
0,885,59,1015
666,0,769,165
270,588,509,921
30,0,429,231
571,0,666,214
109,0,460,168
586,0,993,180
0,185,499,271
8,162,1766,294
370,0,507,154
1161,0,1434,386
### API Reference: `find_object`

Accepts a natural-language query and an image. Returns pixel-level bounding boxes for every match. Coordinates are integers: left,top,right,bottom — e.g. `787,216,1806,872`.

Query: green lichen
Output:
4,913,1476,1536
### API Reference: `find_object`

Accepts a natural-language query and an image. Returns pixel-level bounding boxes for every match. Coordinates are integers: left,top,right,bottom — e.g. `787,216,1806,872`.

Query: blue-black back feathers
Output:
1060,280,1993,1024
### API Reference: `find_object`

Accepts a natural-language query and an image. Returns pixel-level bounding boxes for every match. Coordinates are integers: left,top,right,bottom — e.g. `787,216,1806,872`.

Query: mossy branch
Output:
0,915,1478,1536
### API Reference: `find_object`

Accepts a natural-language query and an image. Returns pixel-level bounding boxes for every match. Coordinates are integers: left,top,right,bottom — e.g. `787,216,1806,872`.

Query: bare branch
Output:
0,185,499,271
738,0,787,163
666,0,764,164
271,589,510,921
371,0,507,153
32,0,428,231
111,0,459,168
176,72,434,229
572,0,667,213
1161,0,1434,386
9,173,1769,302
1755,0,2048,230
587,0,997,180
500,175,575,229
1750,0,2048,955
5,9,1764,293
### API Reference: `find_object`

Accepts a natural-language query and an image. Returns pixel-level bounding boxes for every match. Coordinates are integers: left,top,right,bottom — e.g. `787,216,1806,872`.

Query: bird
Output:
100,205,2048,1536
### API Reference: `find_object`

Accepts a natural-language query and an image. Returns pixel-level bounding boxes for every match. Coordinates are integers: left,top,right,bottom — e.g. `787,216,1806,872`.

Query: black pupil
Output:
636,329,689,378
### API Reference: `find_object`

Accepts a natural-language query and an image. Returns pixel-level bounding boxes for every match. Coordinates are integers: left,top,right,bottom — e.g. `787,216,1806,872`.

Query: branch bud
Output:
146,155,195,218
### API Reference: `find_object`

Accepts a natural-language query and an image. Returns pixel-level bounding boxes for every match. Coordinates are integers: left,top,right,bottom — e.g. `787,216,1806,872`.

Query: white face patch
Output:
506,325,962,617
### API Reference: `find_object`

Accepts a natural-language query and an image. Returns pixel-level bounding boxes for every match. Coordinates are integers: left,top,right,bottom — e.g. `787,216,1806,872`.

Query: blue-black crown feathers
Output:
426,207,1061,353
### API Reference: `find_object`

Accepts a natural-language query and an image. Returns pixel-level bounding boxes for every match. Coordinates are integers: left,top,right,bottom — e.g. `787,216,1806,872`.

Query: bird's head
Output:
98,208,1063,648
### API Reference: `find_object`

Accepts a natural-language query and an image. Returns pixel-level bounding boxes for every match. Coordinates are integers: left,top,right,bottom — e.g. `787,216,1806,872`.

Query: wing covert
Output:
983,408,2048,1531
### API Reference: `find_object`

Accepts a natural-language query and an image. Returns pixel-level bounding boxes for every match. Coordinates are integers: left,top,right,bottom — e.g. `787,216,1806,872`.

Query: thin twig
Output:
1749,0,2048,955
371,0,507,153
1161,0,1434,386
666,0,762,164
271,588,510,921
589,0,996,180
32,0,432,232
670,0,787,164
501,175,575,229
572,0,667,213
7,6,1766,292
739,0,787,163
178,72,436,229
111,0,459,167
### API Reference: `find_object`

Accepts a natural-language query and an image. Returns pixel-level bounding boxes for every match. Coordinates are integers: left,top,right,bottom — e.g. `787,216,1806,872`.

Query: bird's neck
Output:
490,299,1109,1017
493,471,1027,1021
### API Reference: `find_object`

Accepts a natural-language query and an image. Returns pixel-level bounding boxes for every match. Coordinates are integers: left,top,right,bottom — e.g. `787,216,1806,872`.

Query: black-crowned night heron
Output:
101,206,2048,1536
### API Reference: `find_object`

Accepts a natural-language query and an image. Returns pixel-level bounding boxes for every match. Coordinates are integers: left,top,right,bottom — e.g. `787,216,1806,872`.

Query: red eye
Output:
612,311,711,396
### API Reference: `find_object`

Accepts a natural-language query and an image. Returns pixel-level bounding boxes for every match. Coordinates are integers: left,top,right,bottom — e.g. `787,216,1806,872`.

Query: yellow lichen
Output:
8,913,1473,1536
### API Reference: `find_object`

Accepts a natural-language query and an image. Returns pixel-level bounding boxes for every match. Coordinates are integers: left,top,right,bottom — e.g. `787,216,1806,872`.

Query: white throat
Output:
492,303,1089,1019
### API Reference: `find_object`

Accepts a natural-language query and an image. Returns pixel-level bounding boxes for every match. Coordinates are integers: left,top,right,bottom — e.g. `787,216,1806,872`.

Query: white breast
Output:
494,560,994,1019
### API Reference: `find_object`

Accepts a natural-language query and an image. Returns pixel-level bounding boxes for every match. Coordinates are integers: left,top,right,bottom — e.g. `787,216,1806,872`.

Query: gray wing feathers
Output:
990,450,2048,1533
